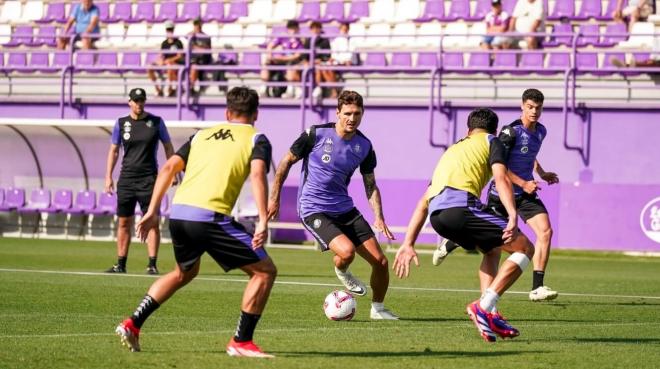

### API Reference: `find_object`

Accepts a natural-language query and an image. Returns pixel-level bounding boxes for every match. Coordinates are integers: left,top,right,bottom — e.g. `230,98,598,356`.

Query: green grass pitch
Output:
1,238,659,369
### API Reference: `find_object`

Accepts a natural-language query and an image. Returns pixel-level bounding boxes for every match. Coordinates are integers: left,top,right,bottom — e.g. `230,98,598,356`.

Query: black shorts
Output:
486,193,548,222
302,208,375,251
116,175,157,217
429,206,509,252
169,217,268,272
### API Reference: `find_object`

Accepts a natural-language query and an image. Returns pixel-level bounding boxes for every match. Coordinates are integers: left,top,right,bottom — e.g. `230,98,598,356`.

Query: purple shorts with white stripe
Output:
429,206,510,252
169,204,267,272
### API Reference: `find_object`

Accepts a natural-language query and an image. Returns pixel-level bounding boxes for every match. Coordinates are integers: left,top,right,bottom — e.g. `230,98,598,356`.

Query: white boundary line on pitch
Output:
1,268,660,300
3,321,660,340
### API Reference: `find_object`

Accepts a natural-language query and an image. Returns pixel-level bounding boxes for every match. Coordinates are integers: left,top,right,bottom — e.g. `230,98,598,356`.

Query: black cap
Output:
492,0,501,5
129,88,146,102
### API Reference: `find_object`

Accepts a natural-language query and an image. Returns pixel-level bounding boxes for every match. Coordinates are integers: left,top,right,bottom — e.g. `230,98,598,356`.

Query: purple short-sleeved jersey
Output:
290,123,377,218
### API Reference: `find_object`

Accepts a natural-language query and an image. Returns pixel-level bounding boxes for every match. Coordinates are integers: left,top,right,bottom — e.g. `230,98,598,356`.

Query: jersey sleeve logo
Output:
206,128,235,142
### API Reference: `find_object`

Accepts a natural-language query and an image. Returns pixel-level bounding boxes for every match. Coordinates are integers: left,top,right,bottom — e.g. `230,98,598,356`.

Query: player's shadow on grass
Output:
571,338,660,344
274,350,543,358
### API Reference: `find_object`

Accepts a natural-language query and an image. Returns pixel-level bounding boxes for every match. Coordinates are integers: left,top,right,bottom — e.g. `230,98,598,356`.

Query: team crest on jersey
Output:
123,126,131,133
123,133,131,140
313,219,322,229
521,133,529,146
323,138,333,153
321,154,331,163
353,144,361,153
146,120,153,128
123,122,131,128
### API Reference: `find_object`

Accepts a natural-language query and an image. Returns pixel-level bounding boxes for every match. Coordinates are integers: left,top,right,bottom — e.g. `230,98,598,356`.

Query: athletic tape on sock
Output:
507,252,530,270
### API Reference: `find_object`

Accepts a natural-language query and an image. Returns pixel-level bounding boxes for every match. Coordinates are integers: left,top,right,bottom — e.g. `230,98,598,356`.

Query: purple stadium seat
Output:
492,52,517,72
442,52,464,71
224,1,248,22
121,52,143,73
96,2,111,23
575,0,602,20
417,52,439,68
576,52,598,74
597,0,626,21
178,2,201,22
597,23,627,47
29,52,51,73
132,2,155,23
322,0,345,23
30,25,58,47
467,52,491,71
548,0,575,20
36,2,67,24
1,188,25,211
97,52,119,73
444,0,470,21
298,0,321,22
501,0,516,14
595,51,625,76
545,52,571,74
415,0,444,22
470,0,492,21
19,189,51,214
68,190,97,215
364,52,387,69
233,51,261,74
203,1,225,22
110,2,133,23
518,52,545,72
345,0,369,22
157,2,179,23
7,52,27,72
145,52,160,66
391,52,412,67
44,189,73,213
544,23,573,47
4,26,34,48
52,52,71,70
577,24,600,47
75,52,95,70
90,192,117,216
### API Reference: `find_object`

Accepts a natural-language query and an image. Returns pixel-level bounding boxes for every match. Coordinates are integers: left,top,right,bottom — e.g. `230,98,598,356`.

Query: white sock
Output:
371,302,384,311
479,288,500,312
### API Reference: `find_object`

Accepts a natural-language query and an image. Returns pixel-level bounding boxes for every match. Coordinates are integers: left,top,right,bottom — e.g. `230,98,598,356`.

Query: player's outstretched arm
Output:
493,163,518,244
251,159,269,249
363,173,394,240
535,160,559,185
393,194,427,278
136,155,185,242
268,151,300,220
104,144,119,193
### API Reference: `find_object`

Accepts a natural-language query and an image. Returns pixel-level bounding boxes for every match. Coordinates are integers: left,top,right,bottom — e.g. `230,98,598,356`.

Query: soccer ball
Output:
323,290,356,321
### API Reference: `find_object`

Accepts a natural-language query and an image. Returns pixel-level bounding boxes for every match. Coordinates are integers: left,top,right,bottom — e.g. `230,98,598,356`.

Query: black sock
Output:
117,256,127,269
131,294,160,329
445,240,459,253
234,311,261,342
533,271,545,290
148,257,157,268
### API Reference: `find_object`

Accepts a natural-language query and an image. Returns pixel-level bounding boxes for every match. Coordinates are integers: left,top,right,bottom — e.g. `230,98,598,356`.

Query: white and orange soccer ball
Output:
323,290,356,321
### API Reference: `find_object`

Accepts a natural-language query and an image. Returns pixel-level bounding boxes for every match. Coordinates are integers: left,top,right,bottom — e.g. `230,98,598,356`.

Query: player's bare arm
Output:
162,142,179,185
507,169,538,194
493,162,518,243
362,172,394,240
251,159,269,249
104,144,119,193
535,160,559,185
136,155,185,242
393,194,428,278
268,151,301,219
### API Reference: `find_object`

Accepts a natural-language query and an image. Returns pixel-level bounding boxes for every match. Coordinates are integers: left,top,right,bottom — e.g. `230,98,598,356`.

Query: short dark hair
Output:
226,86,259,117
467,108,499,134
310,21,322,29
522,88,544,104
337,90,364,112
286,19,300,29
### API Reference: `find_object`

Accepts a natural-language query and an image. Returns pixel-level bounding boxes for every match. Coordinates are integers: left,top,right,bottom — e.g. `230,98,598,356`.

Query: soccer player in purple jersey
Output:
268,90,399,320
433,89,560,301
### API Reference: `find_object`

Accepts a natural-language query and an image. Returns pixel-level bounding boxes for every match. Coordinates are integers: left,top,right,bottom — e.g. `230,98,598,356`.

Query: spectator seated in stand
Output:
481,0,512,50
614,0,654,32
147,20,184,98
188,17,213,96
303,21,333,100
328,22,358,98
57,0,100,50
259,19,305,99
510,0,546,49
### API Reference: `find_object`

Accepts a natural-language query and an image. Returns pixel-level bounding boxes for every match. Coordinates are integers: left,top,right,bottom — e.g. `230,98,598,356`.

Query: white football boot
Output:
529,286,559,301
334,267,367,296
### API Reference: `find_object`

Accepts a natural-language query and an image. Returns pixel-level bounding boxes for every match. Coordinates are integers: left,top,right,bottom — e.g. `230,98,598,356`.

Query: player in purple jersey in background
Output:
432,89,560,301
268,90,399,320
